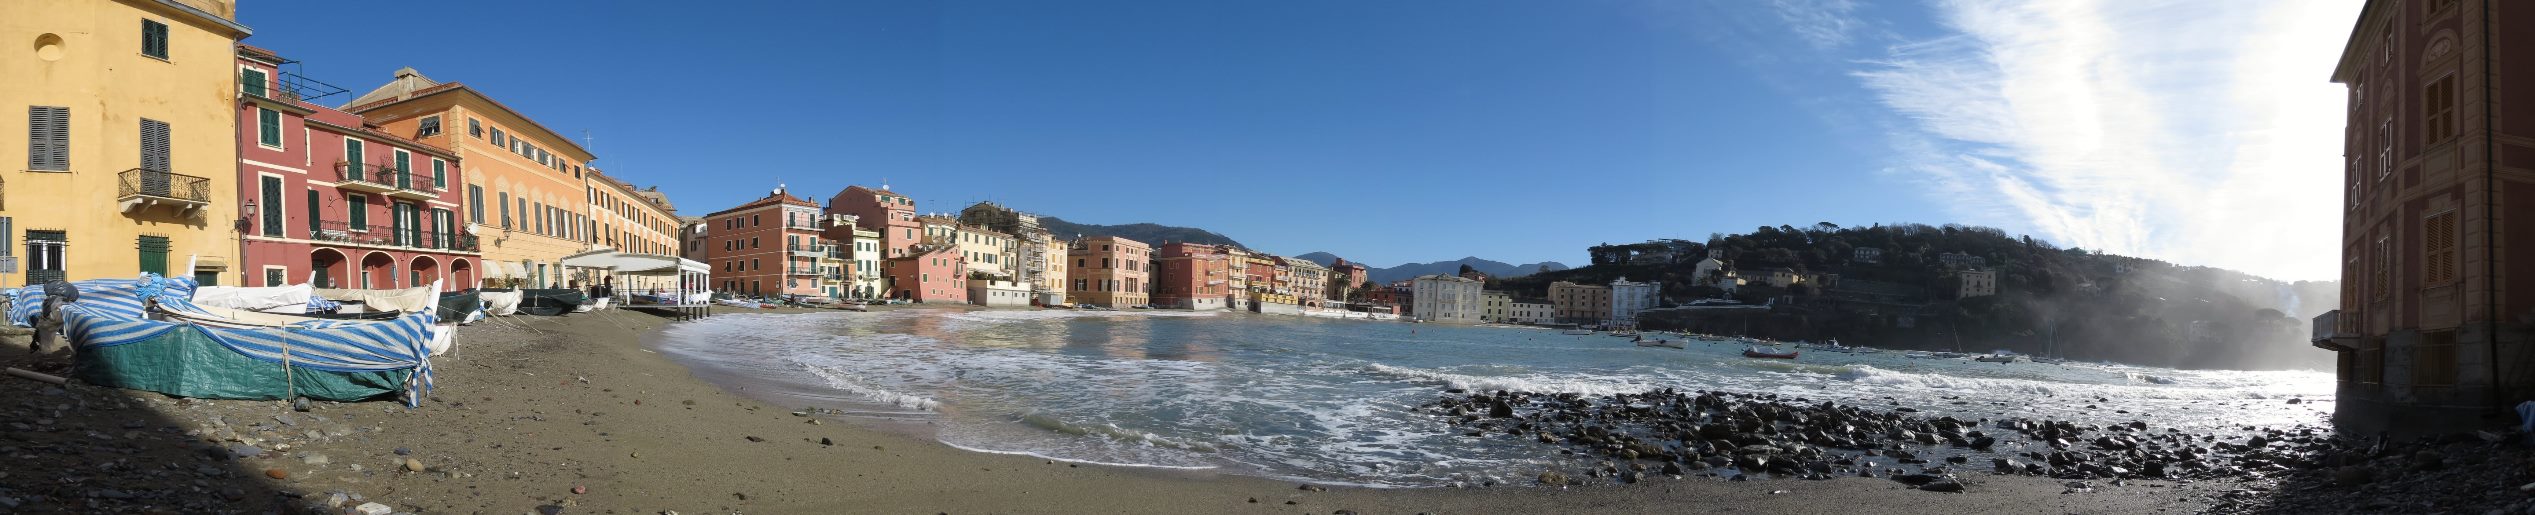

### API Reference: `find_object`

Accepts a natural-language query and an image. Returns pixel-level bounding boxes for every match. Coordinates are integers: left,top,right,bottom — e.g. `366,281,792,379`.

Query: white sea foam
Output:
788,354,942,411
1362,363,1643,396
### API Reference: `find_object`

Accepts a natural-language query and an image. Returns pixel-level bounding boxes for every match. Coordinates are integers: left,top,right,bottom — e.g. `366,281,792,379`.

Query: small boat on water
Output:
1562,329,1594,335
1742,346,1799,359
1974,354,2024,364
1634,337,1683,349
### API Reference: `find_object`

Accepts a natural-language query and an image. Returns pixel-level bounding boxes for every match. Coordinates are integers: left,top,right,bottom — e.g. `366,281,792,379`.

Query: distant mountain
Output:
1294,253,1571,284
1041,217,1245,248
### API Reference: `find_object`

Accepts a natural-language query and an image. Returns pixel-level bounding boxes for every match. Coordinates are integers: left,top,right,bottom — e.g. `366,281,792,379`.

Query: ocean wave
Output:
1361,363,1642,396
1016,411,1221,452
2125,372,2180,385
935,439,1220,471
1829,365,2060,396
788,354,943,411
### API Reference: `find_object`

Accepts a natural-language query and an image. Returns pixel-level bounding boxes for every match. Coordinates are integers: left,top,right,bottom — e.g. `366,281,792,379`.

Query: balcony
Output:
786,268,823,277
309,220,479,253
334,161,437,201
118,169,209,216
242,70,349,103
2312,310,2356,351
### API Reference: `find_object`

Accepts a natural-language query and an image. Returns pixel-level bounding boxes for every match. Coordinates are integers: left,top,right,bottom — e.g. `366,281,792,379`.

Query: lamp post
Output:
238,199,257,286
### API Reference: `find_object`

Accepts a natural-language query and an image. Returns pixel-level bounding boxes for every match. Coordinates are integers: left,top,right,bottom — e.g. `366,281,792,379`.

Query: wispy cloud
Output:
1768,0,1864,50
1850,0,2360,281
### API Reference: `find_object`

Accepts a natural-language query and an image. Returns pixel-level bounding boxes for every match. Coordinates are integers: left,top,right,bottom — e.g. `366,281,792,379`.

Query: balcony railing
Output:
2312,310,2354,351
242,70,349,103
309,219,479,252
334,161,437,200
118,168,210,215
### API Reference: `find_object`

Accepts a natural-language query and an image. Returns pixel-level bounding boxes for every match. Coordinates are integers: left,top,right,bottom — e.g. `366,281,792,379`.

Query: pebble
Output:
573,485,588,495
393,447,412,456
403,458,425,472
325,492,351,508
351,502,393,515
264,468,289,479
300,453,330,465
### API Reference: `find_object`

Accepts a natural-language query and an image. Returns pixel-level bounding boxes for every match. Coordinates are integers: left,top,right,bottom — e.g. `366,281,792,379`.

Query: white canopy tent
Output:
557,248,713,319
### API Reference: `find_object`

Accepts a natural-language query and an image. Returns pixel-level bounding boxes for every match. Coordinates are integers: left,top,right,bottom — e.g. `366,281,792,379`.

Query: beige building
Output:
1550,281,1612,324
1411,274,1483,324
1037,237,1068,305
583,169,679,291
918,215,1015,279
347,68,596,288
4,0,252,287
1481,290,1512,323
1509,300,1554,325
1958,269,1996,298
1285,257,1330,307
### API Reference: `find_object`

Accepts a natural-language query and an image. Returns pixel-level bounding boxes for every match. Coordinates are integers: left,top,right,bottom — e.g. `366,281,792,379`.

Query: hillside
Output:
1492,223,2339,371
1040,217,1245,248
1295,253,1570,283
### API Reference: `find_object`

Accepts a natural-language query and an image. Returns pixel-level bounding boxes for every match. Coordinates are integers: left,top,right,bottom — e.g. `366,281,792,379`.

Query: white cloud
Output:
1852,0,2360,281
1769,0,1864,50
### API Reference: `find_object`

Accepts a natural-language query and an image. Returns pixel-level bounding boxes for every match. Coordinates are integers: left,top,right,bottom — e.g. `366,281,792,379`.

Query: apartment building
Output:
345,68,596,289
1154,242,1230,310
1067,235,1149,307
701,187,826,297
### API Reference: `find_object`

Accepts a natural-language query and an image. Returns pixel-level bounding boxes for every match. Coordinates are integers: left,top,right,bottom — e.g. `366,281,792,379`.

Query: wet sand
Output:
0,306,2233,514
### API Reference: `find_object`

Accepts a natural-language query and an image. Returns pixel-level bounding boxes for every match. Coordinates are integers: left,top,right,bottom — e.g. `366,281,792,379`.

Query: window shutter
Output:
343,139,363,180
136,236,169,276
306,189,320,234
242,68,267,98
258,109,281,146
349,195,367,231
260,176,283,237
28,106,68,171
432,159,446,189
393,151,411,189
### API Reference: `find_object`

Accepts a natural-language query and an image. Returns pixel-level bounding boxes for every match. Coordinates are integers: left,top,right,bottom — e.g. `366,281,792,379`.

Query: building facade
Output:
2315,0,2535,431
885,244,966,303
1480,290,1511,323
1286,257,1329,307
700,188,826,297
5,0,252,288
1328,258,1370,302
1958,269,1997,298
1410,274,1482,324
1609,277,1661,328
584,169,680,292
234,46,478,291
1067,235,1149,307
1549,281,1612,324
824,185,917,258
845,220,883,299
1153,242,1230,310
1509,300,1555,325
345,68,596,289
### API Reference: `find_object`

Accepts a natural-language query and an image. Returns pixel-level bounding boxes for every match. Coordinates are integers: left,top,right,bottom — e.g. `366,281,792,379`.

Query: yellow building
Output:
585,168,680,292
343,68,596,288
2,0,251,287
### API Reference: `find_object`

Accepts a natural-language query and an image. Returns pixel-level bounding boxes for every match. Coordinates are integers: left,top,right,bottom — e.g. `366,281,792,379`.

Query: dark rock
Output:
1918,480,1966,493
2333,466,2372,486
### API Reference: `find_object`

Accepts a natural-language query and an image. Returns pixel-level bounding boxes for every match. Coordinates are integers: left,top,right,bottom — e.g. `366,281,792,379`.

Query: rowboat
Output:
1742,346,1799,359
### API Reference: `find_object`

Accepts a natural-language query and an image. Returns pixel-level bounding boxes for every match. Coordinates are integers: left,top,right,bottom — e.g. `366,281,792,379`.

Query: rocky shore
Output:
0,307,2290,514
1427,388,2535,514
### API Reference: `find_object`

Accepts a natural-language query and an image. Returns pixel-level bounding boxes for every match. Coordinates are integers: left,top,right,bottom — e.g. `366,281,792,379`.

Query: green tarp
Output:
73,329,409,402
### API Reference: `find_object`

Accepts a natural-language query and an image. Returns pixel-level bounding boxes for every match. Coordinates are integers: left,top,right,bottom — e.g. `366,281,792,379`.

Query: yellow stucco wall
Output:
0,0,247,288
362,96,594,288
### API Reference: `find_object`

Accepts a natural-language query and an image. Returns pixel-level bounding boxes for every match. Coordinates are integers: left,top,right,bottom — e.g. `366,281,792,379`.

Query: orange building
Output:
1067,236,1150,307
701,187,827,297
1154,242,1230,310
343,68,596,288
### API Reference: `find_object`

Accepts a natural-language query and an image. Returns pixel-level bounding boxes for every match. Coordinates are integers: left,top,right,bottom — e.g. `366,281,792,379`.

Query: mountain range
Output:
1293,253,1571,284
1039,217,1246,248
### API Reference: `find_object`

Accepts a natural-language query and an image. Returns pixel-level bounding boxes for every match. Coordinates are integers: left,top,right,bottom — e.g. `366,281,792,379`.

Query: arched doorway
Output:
309,248,349,289
450,259,475,290
359,251,396,289
410,255,440,291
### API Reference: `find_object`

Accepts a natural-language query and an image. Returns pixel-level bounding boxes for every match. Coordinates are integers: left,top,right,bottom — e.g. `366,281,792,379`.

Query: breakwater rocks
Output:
1421,388,2534,511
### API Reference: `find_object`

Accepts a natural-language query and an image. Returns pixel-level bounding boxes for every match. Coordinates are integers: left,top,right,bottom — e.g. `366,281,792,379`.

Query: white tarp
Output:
481,290,523,316
192,284,313,314
312,285,439,314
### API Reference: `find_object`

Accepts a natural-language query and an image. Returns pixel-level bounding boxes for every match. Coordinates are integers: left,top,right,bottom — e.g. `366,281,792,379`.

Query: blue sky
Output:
239,0,2356,280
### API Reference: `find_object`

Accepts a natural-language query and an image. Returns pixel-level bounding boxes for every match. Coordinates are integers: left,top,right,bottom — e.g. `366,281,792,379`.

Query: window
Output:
417,116,441,138
431,158,446,189
136,235,169,276
27,106,68,171
491,128,506,147
2425,210,2459,285
305,189,320,234
468,185,485,223
140,19,168,59
2349,159,2362,210
348,195,368,231
468,118,482,138
2377,121,2392,180
241,67,267,98
392,150,412,189
139,118,169,172
256,108,281,147
2374,235,2391,300
26,230,65,284
2424,75,2456,145
343,138,365,178
265,268,285,287
497,191,511,228
259,176,283,237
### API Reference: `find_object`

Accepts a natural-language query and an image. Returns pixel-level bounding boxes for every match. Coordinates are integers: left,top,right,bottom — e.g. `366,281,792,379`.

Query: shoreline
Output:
0,307,2254,514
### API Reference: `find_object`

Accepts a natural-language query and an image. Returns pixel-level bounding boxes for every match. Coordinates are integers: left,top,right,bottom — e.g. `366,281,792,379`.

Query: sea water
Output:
654,309,2334,487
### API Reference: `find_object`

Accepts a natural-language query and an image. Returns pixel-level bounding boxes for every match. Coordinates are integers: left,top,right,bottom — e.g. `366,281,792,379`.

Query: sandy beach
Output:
0,307,2246,514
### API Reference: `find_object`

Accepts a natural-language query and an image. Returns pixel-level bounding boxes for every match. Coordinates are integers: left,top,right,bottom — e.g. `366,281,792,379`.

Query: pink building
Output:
824,185,918,258
234,46,476,290
885,245,967,303
701,187,828,297
1153,242,1229,310
1067,236,1150,307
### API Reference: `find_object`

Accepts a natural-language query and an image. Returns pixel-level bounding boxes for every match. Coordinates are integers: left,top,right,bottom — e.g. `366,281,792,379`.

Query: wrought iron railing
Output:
242,70,349,103
118,169,210,203
333,160,434,194
310,219,477,252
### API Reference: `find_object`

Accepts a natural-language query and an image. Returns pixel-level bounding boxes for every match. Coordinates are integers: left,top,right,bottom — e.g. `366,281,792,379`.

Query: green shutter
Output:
136,236,169,276
242,68,267,98
305,189,320,234
348,195,367,231
343,140,364,180
432,159,446,189
257,109,280,146
140,20,167,59
259,176,282,237
393,151,411,189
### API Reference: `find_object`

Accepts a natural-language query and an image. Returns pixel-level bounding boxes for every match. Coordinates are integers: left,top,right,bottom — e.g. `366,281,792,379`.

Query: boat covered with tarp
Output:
191,284,316,314
9,274,438,406
513,289,586,316
479,289,523,316
312,285,440,314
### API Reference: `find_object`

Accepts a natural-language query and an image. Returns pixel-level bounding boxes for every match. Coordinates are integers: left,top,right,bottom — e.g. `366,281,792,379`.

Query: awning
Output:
556,248,708,277
503,261,530,280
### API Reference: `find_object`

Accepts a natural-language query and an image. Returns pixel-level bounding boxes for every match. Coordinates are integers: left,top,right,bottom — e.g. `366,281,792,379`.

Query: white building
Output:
1608,277,1661,328
1411,274,1483,324
968,278,1032,307
1481,290,1512,323
1509,301,1554,325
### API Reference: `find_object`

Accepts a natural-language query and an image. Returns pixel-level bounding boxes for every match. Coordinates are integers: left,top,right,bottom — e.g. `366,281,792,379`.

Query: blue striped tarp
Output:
64,305,437,406
7,274,196,326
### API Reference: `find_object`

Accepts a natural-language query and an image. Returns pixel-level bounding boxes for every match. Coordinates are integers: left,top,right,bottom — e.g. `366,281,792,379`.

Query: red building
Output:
2316,0,2535,431
1153,242,1230,310
824,185,918,258
885,245,966,303
234,46,476,290
701,187,828,297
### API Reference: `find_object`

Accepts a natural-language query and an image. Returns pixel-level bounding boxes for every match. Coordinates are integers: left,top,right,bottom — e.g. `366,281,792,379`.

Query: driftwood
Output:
4,367,67,385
